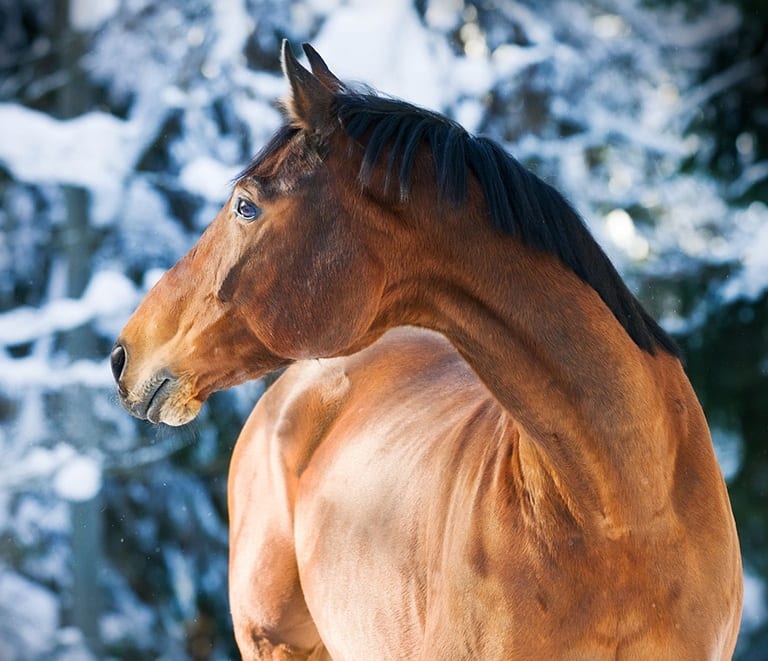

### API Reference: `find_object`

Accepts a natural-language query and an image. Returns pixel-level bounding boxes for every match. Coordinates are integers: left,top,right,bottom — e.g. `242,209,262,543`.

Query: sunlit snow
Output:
53,455,102,503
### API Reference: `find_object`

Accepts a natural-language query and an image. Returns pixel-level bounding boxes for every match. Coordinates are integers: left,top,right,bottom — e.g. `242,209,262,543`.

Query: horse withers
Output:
112,42,742,660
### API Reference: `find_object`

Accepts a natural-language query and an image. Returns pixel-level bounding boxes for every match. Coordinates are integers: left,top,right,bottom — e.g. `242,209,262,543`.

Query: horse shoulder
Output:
285,330,519,657
227,358,351,658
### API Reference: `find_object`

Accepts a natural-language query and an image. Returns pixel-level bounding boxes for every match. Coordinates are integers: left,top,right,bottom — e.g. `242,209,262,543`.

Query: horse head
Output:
113,43,407,425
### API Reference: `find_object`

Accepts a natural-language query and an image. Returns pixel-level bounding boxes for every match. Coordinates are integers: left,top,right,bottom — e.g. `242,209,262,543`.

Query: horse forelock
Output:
236,125,299,182
236,126,327,199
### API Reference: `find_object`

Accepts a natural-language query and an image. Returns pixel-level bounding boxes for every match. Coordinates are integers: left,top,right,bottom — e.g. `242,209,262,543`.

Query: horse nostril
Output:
110,344,127,383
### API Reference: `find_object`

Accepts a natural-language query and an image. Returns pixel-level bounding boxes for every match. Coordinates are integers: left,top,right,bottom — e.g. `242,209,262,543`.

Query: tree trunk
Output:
54,1,103,656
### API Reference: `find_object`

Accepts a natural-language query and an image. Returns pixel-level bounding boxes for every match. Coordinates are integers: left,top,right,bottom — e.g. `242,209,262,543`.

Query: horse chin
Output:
119,372,203,427
150,380,203,426
155,399,202,427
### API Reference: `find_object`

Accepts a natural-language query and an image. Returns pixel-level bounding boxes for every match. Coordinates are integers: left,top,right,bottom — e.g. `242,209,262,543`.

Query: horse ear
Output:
302,43,344,93
281,40,335,134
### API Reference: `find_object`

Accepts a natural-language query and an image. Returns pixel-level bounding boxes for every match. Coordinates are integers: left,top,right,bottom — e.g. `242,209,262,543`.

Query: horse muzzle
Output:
110,343,200,426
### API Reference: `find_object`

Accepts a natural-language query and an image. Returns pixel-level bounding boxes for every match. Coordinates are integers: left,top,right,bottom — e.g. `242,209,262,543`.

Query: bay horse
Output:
112,42,742,659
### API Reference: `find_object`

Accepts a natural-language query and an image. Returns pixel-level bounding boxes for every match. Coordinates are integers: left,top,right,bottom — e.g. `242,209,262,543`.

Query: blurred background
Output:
0,0,766,658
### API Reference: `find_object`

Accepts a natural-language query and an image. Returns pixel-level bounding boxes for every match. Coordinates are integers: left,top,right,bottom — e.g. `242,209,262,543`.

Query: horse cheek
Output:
311,257,383,357
282,255,381,359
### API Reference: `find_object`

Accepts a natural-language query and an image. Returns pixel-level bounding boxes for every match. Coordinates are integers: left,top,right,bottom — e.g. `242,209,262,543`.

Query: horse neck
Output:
391,204,689,530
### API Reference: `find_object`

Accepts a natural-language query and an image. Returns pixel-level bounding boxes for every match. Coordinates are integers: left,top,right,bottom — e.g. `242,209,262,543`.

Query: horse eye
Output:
235,197,261,221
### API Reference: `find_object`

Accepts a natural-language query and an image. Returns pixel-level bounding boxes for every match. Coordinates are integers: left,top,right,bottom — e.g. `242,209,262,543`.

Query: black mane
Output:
334,92,678,357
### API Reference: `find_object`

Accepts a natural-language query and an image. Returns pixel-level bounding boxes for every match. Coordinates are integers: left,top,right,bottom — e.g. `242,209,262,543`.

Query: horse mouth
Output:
145,377,174,424
120,372,196,426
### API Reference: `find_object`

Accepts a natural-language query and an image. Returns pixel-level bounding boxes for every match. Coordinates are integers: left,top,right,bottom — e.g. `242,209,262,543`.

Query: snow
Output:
0,355,114,389
164,546,197,619
453,98,485,135
208,0,254,72
118,179,192,268
711,427,744,483
0,271,138,347
0,565,59,661
0,444,87,494
312,0,456,110
0,104,137,191
743,568,768,634
232,69,288,102
305,0,344,14
54,455,102,503
453,56,495,97
604,209,650,261
143,268,167,291
53,628,98,661
720,202,768,302
0,570,58,659
424,0,462,30
179,156,239,202
592,14,629,40
491,43,549,79
69,0,119,31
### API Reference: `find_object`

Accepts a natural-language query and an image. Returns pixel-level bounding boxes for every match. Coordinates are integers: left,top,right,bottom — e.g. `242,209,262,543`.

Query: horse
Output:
112,42,743,660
